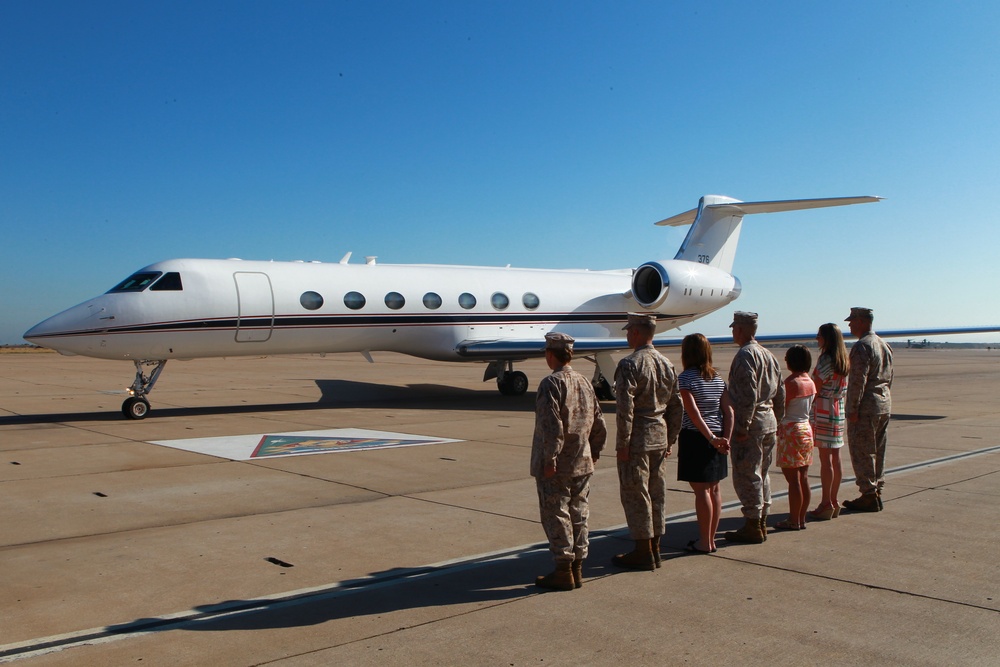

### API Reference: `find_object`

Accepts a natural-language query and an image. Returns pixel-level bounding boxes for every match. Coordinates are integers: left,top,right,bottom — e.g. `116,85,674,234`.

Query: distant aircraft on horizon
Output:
24,194,1000,419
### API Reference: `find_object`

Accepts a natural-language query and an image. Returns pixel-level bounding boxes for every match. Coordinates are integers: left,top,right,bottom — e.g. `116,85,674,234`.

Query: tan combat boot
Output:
651,537,662,568
612,539,656,571
724,517,765,544
571,559,583,589
535,560,575,591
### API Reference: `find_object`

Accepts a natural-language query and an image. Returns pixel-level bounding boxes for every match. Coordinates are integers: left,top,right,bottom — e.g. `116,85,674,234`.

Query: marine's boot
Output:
724,517,765,544
843,493,881,513
760,512,768,542
651,537,662,569
571,559,583,589
535,560,575,591
612,539,656,571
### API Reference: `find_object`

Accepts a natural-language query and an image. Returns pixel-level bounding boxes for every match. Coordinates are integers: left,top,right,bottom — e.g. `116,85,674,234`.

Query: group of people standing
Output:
529,307,894,591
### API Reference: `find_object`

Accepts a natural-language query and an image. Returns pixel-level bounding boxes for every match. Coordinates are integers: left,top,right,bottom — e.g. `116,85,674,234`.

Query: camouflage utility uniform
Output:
728,339,785,520
846,331,893,496
531,365,607,563
615,344,682,540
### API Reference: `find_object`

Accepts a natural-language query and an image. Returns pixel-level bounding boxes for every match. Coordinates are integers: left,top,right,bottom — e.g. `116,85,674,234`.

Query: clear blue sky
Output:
3,1,1000,345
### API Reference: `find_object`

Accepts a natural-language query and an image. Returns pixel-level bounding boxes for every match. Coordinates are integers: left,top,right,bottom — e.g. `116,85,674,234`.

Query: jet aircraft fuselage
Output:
26,258,738,363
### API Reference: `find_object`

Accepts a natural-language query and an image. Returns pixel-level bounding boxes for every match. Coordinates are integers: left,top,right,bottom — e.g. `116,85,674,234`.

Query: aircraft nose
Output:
24,310,77,346
23,301,112,349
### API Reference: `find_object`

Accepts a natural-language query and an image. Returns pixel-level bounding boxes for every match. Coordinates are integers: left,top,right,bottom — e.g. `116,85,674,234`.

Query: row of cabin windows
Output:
300,290,541,312
107,272,541,313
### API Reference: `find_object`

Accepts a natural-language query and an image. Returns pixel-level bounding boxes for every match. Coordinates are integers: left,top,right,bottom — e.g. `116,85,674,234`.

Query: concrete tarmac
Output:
1,348,998,665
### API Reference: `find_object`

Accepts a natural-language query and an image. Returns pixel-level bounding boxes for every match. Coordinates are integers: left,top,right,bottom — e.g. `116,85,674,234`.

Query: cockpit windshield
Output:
108,272,162,293
108,271,183,293
150,272,183,291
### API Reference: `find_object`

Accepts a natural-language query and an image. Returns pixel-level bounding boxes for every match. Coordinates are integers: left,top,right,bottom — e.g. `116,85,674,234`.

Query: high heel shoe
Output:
832,504,841,518
806,506,835,521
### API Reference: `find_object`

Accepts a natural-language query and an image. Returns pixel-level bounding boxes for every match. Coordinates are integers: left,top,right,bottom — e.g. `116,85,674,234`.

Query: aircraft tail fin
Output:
658,195,881,274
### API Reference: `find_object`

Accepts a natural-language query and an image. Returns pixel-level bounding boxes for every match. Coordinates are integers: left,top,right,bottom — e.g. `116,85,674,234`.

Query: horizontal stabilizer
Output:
655,196,882,227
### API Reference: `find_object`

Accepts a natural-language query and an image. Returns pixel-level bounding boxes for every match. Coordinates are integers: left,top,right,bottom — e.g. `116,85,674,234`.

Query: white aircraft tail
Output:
657,195,881,274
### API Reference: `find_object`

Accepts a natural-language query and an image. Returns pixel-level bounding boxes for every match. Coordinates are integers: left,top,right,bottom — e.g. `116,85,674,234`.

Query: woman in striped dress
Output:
807,323,850,520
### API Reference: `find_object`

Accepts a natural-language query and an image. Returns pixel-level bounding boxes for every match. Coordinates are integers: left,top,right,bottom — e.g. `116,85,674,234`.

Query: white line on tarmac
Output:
3,443,999,663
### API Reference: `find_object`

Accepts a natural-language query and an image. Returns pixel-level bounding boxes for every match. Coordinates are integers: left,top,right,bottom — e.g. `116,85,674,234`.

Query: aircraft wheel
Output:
122,396,150,420
509,371,529,395
594,377,614,401
498,371,529,396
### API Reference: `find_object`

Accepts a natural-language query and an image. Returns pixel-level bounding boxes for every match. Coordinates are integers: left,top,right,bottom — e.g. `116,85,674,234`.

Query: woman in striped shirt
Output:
677,333,734,554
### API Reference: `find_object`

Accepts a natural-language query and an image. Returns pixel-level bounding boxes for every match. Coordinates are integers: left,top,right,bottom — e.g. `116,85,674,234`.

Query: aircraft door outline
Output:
234,272,274,342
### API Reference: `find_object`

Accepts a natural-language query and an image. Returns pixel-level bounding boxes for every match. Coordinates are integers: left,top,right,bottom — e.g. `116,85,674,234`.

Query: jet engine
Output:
630,259,742,315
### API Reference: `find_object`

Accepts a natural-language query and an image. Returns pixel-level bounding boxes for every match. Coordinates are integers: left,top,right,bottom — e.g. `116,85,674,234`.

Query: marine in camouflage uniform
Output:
531,332,608,590
843,307,894,513
726,311,784,544
613,314,682,570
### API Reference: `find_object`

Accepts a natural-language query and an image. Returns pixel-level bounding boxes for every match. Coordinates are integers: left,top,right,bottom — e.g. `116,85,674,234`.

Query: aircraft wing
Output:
693,326,1000,349
456,325,1000,360
457,335,705,359
456,337,635,359
750,326,1000,348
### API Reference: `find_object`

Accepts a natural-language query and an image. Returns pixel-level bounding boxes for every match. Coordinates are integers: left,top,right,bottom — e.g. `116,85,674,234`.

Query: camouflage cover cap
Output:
544,331,575,351
845,307,874,321
729,311,758,328
622,313,657,330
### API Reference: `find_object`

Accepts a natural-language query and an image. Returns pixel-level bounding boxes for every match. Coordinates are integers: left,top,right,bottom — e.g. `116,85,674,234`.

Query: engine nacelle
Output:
631,259,742,315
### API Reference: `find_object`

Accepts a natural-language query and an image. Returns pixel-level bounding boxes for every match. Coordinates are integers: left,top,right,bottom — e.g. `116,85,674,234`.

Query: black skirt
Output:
677,428,728,483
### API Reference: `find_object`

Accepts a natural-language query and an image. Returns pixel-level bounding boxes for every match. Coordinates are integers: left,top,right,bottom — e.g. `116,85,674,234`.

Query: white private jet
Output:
24,194,998,419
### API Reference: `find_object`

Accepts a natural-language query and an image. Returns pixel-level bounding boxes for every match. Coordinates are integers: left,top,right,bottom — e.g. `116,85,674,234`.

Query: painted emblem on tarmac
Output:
252,435,441,458
151,429,462,460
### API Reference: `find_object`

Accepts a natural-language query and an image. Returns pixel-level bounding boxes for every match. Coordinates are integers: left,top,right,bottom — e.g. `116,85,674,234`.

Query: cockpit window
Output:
108,272,162,293
150,272,183,291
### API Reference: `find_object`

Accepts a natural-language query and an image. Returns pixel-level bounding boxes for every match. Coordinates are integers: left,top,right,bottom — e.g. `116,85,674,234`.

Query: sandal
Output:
806,505,835,521
773,520,801,531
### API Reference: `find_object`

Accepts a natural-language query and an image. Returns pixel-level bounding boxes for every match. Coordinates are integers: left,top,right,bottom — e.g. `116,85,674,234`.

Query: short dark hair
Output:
785,344,812,373
547,347,572,364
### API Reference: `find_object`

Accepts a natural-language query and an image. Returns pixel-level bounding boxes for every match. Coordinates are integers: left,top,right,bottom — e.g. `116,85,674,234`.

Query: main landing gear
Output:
122,360,167,419
485,358,614,399
485,360,529,396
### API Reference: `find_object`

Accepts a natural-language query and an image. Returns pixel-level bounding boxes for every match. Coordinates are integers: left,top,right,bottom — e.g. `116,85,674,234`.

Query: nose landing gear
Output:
122,395,151,419
122,360,167,419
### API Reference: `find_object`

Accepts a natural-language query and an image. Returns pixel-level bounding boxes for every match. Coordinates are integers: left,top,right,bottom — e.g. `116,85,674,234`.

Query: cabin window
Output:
108,271,162,293
522,292,540,310
384,292,405,310
458,293,477,310
300,291,324,310
491,293,509,310
344,291,366,310
423,292,442,309
150,272,183,291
